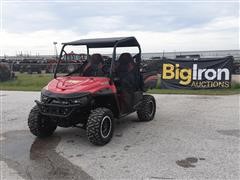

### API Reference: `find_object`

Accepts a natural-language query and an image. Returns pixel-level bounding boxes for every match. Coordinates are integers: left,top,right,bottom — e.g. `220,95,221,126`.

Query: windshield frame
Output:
54,42,142,79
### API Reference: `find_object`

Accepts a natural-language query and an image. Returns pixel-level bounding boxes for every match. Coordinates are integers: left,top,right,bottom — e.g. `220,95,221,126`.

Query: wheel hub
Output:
100,116,112,138
148,101,154,117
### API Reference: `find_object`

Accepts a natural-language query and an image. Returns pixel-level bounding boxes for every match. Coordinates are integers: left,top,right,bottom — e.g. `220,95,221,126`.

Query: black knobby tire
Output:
86,107,114,146
137,95,156,121
28,105,57,138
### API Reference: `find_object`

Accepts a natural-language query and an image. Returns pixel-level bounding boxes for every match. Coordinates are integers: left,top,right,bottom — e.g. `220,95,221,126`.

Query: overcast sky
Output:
0,0,239,55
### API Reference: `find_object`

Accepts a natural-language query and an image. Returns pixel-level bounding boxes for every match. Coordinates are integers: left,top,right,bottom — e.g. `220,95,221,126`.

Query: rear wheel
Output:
86,107,114,146
28,105,57,137
137,95,156,121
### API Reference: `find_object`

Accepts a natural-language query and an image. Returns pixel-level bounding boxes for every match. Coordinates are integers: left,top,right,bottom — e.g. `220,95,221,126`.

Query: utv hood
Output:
44,76,116,94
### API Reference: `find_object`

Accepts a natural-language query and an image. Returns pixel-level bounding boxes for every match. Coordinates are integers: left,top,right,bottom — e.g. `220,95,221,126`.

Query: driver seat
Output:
82,53,104,76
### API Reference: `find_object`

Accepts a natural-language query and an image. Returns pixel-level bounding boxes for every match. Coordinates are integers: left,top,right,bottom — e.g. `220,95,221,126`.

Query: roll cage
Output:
54,37,142,79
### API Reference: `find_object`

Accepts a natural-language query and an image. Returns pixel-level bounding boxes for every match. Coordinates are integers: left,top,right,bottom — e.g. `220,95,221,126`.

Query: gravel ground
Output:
0,91,239,180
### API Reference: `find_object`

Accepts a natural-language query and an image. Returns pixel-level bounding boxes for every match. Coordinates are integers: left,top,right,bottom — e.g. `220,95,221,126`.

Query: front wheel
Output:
86,107,114,146
137,95,156,121
28,105,57,138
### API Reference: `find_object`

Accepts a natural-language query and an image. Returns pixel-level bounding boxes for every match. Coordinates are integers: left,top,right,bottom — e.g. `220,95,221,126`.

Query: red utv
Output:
28,37,156,145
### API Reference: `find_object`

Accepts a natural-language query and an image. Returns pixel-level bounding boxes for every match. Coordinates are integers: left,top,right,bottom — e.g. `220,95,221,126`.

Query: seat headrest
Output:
91,53,103,64
118,53,133,65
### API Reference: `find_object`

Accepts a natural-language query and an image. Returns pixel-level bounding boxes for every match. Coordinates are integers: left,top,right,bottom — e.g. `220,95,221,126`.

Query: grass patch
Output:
0,73,53,91
148,87,240,95
231,82,240,89
1,73,239,95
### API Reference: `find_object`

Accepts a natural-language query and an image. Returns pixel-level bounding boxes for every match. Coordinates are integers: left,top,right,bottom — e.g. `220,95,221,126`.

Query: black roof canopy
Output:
63,37,140,48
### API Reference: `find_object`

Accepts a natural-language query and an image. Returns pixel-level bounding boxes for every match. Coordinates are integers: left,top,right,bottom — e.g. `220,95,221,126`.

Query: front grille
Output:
40,105,72,116
36,100,81,117
51,99,70,105
38,94,89,117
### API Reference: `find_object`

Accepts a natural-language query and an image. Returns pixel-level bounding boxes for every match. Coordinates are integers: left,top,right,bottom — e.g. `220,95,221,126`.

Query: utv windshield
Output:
55,45,112,77
55,46,87,76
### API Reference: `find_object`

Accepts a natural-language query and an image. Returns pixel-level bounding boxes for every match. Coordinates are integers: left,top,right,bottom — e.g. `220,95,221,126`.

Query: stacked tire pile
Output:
0,63,11,82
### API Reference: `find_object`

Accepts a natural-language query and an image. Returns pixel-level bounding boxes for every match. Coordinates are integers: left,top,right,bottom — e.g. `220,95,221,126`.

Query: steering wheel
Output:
102,64,110,74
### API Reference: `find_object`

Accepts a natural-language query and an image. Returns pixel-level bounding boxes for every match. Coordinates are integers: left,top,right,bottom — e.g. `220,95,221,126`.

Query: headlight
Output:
41,94,49,103
70,96,88,105
40,94,89,106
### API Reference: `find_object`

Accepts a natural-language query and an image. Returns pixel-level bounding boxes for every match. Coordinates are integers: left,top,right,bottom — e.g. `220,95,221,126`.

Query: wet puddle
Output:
217,129,240,138
0,130,93,180
176,157,205,168
187,96,220,100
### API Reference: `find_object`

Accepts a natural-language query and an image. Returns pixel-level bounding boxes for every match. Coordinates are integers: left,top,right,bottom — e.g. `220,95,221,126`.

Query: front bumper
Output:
37,90,91,118
35,100,82,118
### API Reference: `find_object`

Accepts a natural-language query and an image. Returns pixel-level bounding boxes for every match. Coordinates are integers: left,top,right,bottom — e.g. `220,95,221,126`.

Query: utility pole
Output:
53,42,58,60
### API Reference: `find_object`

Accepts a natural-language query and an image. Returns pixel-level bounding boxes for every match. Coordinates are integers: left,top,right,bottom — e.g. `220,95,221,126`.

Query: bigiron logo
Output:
162,63,230,88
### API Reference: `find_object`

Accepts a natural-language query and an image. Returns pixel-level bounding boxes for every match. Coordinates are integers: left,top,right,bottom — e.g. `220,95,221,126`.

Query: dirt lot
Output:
0,91,239,180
